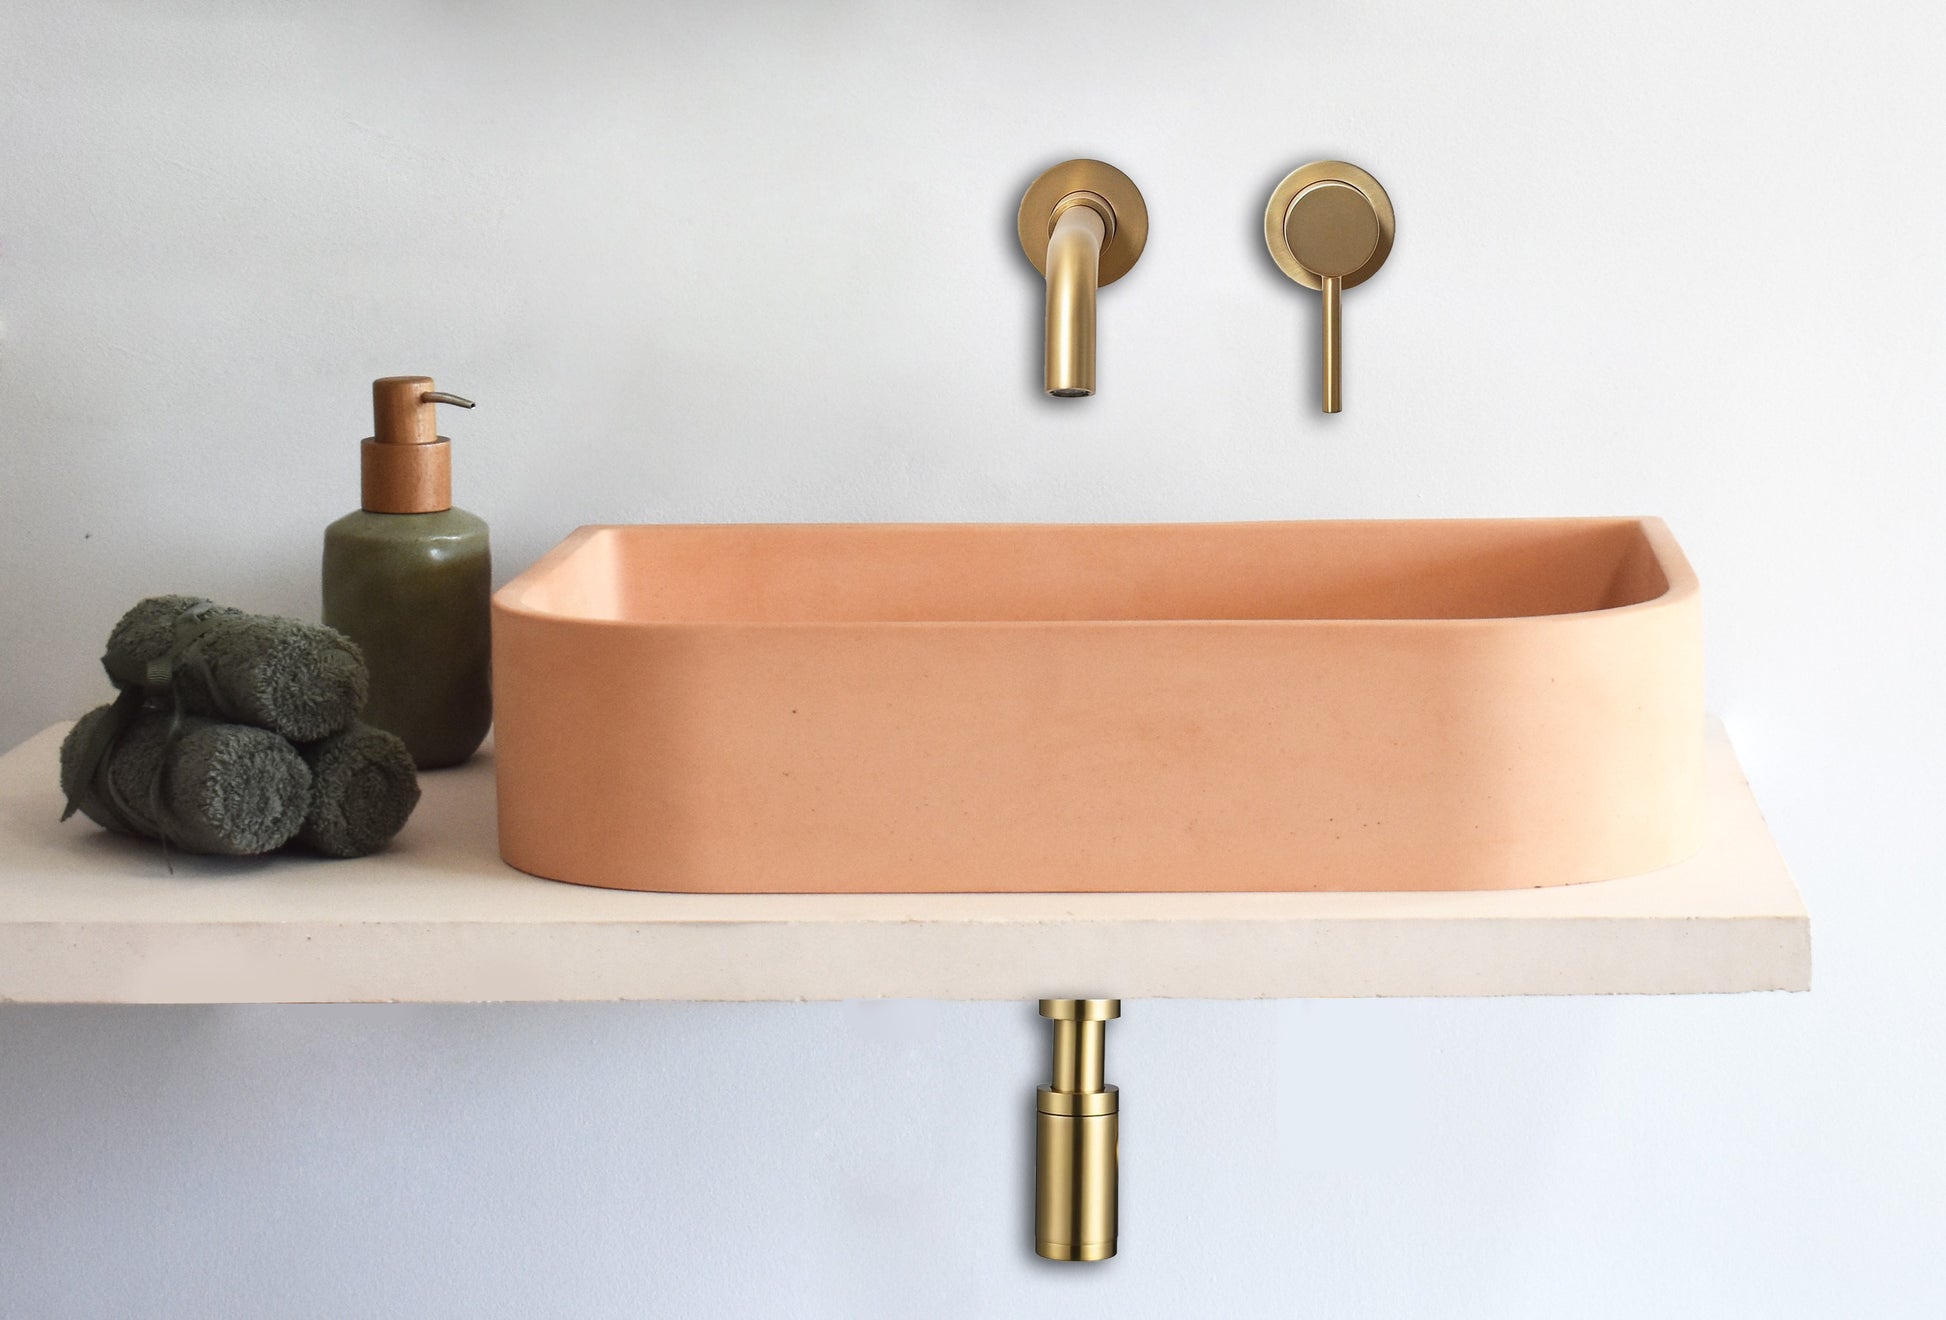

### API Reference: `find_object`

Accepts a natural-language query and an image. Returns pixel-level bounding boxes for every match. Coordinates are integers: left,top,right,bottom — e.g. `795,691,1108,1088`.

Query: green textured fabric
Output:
61,599,227,825
103,596,367,743
59,705,312,856
296,723,421,858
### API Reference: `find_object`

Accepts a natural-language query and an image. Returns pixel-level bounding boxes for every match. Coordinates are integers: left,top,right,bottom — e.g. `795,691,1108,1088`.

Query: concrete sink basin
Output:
492,519,1702,893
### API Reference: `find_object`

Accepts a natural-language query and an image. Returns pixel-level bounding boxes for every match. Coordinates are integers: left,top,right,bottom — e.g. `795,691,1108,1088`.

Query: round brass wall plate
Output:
1018,160,1148,286
1264,161,1394,291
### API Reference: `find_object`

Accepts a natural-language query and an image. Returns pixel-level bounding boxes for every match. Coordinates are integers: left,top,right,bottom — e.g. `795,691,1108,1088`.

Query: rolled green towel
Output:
102,595,367,743
59,704,313,856
296,723,421,858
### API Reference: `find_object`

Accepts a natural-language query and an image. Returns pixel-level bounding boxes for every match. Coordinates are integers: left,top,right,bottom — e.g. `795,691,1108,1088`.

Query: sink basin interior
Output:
515,518,1671,625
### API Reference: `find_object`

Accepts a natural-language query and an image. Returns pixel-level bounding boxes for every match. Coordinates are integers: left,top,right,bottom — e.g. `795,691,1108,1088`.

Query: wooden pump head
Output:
361,376,475,513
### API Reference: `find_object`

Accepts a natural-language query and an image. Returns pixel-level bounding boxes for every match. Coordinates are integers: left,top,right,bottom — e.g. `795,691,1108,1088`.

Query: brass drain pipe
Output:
1035,998,1120,1261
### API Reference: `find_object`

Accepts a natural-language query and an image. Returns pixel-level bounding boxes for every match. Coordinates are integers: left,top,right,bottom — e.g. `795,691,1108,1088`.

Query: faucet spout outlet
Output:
1017,162,1147,398
1035,997,1121,1262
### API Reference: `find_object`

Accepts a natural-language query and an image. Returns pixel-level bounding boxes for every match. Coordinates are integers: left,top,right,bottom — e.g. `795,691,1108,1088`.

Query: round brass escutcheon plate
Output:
1018,160,1148,286
1264,160,1394,291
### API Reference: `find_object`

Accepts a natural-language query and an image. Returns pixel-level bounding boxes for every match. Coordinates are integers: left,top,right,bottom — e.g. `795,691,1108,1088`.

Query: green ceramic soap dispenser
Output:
323,376,491,769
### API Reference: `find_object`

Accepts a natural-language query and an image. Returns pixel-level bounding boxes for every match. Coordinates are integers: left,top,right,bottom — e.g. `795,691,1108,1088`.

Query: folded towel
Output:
59,704,312,856
102,596,367,743
296,723,420,858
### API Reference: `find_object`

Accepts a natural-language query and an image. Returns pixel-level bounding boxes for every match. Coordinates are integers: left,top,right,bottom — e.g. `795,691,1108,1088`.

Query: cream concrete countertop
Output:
0,720,1808,1003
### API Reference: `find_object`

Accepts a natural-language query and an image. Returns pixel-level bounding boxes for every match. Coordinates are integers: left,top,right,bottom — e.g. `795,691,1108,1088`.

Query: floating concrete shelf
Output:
0,720,1808,1004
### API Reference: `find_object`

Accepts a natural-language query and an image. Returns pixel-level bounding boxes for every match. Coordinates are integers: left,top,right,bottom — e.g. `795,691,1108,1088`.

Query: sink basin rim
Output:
492,516,1697,629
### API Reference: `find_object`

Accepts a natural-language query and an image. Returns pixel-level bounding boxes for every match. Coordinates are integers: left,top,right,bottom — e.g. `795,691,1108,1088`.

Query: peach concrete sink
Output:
492,519,1702,893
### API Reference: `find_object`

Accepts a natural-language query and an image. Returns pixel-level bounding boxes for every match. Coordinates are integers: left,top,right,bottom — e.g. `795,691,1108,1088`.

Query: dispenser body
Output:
323,507,491,769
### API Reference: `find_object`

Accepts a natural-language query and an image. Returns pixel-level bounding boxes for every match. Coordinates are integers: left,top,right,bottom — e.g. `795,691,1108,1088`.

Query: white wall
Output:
2,1,1941,1314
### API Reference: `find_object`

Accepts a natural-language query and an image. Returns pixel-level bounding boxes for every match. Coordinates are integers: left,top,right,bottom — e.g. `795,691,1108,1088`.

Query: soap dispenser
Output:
322,376,491,769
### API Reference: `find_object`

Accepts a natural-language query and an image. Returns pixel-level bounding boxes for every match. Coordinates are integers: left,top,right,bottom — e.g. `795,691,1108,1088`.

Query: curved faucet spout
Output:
1016,160,1148,400
1044,200,1107,397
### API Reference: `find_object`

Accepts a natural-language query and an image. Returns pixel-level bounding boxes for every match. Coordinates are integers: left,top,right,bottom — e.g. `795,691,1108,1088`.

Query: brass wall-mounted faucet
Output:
1035,998,1120,1261
1017,161,1148,397
1265,161,1395,413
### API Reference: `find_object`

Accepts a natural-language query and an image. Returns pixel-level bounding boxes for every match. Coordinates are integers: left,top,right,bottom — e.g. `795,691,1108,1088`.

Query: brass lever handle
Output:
1265,162,1395,413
